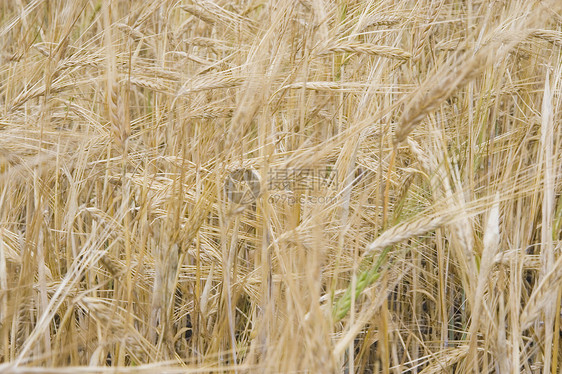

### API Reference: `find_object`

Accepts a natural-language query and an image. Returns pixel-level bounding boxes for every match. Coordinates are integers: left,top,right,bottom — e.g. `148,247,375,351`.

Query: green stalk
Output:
333,246,392,321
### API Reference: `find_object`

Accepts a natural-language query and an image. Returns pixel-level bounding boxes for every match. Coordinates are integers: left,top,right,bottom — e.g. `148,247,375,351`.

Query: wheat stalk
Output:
360,15,402,30
108,81,129,149
128,76,171,93
419,346,470,374
413,0,444,61
365,216,446,256
318,43,411,60
176,74,243,97
180,4,215,25
530,29,562,47
395,35,511,143
395,0,562,144
521,245,562,330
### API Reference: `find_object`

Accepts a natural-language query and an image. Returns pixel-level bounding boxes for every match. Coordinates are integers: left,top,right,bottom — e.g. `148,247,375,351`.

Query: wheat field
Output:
0,0,561,373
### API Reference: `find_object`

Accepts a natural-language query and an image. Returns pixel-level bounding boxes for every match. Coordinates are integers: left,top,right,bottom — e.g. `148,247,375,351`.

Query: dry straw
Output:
1,0,562,372
521,245,562,330
318,42,412,60
395,0,562,144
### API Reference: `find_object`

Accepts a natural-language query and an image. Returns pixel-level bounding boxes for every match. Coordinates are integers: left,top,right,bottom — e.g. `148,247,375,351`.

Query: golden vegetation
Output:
0,0,561,372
